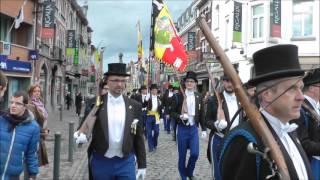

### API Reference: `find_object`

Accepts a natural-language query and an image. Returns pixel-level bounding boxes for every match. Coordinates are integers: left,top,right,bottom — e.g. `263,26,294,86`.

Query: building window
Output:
292,0,313,37
214,5,219,29
251,4,264,39
201,40,206,53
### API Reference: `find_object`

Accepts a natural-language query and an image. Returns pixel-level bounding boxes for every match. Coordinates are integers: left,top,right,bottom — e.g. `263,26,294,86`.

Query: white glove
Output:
74,131,88,144
179,113,188,120
214,119,228,131
136,168,146,180
201,131,207,139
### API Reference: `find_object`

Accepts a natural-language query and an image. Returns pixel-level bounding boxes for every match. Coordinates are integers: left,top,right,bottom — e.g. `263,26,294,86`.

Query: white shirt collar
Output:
108,93,124,104
261,110,298,137
185,89,194,96
304,95,319,112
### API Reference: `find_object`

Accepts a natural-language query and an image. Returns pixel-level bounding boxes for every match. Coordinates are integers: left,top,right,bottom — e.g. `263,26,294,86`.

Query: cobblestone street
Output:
37,109,212,180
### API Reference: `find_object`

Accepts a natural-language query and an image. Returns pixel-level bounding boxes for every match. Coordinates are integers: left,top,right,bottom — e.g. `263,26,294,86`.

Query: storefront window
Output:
292,1,313,37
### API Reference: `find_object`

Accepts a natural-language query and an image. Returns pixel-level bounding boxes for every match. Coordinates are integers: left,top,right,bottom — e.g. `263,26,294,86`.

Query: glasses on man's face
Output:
185,80,195,83
10,101,25,107
108,79,127,84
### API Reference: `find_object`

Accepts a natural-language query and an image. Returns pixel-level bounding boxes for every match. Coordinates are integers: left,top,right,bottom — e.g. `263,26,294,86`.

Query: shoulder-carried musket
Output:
78,95,102,136
197,15,290,180
205,64,225,121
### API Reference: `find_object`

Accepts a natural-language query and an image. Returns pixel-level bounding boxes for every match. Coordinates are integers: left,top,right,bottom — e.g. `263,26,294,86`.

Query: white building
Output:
210,0,319,83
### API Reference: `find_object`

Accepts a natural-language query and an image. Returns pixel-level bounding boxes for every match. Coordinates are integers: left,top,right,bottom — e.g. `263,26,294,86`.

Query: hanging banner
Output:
270,0,281,37
67,30,76,48
233,1,242,42
41,1,55,38
187,32,196,51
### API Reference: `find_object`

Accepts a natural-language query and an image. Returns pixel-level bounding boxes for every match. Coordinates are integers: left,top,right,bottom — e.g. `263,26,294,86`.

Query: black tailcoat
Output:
220,116,313,180
88,95,146,173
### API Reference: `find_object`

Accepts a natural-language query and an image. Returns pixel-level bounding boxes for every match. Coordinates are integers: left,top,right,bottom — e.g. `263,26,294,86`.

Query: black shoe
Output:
188,176,196,180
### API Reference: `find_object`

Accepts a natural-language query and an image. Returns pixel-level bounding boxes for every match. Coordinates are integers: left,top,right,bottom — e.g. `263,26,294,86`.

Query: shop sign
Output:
0,58,31,73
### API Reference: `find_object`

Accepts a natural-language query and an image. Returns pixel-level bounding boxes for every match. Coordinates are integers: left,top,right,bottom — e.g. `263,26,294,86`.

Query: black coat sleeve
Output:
205,96,218,131
133,101,147,168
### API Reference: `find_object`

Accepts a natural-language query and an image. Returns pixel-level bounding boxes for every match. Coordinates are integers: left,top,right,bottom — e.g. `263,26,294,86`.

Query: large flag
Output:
151,0,187,72
137,20,143,61
15,4,25,29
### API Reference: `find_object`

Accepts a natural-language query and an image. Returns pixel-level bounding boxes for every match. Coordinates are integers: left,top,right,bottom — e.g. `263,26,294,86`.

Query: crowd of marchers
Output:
1,44,319,180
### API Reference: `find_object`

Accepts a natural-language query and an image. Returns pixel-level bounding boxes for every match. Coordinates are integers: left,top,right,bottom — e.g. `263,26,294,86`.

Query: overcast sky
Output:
77,0,192,71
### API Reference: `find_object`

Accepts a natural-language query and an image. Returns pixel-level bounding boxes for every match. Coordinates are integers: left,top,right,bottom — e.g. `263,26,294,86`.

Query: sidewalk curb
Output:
70,145,89,180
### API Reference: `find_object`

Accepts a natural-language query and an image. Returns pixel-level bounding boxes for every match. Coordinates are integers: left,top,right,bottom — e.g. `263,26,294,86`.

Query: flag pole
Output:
5,0,28,41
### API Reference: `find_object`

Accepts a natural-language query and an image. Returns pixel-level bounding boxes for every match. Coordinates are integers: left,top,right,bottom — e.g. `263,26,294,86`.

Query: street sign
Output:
28,50,38,60
202,52,217,63
2,42,11,55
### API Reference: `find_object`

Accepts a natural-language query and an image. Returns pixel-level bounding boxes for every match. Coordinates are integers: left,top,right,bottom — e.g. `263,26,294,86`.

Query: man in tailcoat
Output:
133,85,149,138
162,84,174,134
205,73,242,179
291,67,320,179
74,63,146,180
170,71,207,180
146,84,162,152
220,45,313,180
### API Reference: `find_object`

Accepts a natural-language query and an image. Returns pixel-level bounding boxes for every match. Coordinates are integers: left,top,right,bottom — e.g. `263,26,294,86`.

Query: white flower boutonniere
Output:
131,119,139,135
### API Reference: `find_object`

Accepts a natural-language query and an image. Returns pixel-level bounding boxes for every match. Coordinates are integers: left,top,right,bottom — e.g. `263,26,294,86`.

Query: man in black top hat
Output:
220,44,313,180
146,84,162,152
205,73,242,179
74,63,146,179
291,67,320,178
170,71,207,180
134,85,149,138
162,84,174,134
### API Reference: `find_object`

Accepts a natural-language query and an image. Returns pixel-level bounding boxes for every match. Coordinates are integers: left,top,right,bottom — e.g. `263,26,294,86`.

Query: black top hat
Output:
104,63,130,76
303,68,320,86
183,71,198,83
140,85,147,90
247,44,304,86
150,84,158,90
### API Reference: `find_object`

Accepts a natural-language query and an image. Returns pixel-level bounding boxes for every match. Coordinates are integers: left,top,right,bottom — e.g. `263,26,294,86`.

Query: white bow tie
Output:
185,90,194,96
281,123,298,134
108,95,122,104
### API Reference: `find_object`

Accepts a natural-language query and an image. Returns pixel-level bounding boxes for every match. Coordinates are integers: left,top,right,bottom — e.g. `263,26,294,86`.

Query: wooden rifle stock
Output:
197,16,290,180
205,65,225,121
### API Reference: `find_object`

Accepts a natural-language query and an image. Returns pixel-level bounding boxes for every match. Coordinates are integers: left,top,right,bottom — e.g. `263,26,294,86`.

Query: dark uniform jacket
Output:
205,91,243,162
88,94,146,169
170,91,206,131
220,115,313,180
162,90,174,115
291,99,320,159
134,94,148,109
146,95,162,115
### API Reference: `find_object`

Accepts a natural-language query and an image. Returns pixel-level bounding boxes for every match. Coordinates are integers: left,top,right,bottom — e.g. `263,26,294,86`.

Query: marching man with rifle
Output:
219,45,313,179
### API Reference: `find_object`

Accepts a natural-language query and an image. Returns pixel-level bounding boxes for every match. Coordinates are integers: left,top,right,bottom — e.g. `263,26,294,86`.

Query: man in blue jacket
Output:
0,91,40,180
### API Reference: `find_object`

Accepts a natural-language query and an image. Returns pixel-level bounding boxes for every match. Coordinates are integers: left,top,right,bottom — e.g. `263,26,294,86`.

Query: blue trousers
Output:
177,124,199,180
91,152,135,180
211,134,222,180
311,157,320,180
146,115,159,152
142,111,147,138
164,113,171,133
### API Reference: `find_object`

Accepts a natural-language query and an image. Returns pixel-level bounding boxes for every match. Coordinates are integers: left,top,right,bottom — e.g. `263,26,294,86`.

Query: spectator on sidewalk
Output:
0,91,40,180
65,92,72,110
74,63,146,180
0,70,8,112
75,92,82,116
27,84,49,166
